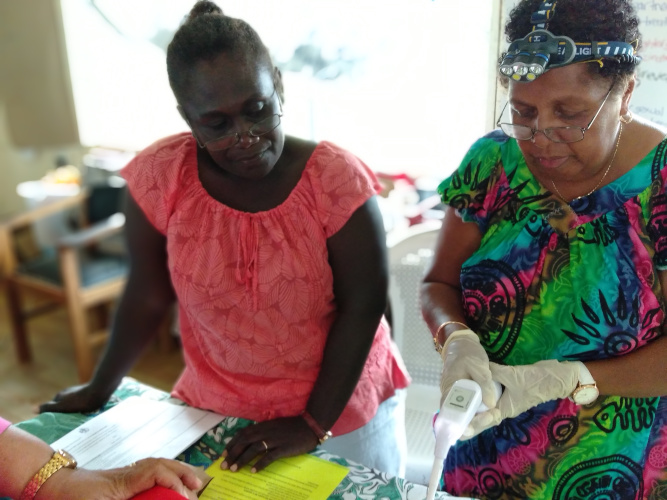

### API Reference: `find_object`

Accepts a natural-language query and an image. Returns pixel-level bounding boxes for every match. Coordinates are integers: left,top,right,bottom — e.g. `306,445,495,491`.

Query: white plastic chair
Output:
387,220,443,485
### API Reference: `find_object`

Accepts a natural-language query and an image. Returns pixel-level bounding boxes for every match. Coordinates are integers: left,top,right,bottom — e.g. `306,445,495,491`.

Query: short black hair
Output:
166,1,275,103
504,0,642,81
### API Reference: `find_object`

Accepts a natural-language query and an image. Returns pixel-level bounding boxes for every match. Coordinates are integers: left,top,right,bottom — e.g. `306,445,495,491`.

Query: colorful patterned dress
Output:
438,130,667,499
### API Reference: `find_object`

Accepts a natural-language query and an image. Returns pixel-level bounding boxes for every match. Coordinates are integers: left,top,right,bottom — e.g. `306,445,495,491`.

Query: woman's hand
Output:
220,416,319,473
43,458,203,500
462,359,580,439
440,329,498,409
38,383,113,414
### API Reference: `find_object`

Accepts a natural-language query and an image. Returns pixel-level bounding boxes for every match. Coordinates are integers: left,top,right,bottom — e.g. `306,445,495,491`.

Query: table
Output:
14,378,461,500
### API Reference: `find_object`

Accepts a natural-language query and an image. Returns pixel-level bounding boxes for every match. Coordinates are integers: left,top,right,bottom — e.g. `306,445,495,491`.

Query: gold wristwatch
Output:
19,449,77,500
569,361,599,405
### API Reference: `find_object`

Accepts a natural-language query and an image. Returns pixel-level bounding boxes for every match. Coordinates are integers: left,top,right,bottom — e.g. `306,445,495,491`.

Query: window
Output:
61,0,498,178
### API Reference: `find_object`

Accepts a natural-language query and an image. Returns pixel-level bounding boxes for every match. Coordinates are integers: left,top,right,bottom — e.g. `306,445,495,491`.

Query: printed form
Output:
50,396,224,469
201,454,349,500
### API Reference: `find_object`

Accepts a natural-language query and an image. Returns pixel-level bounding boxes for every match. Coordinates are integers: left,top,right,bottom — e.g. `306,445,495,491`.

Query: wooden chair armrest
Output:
57,213,126,249
4,190,89,230
0,224,14,279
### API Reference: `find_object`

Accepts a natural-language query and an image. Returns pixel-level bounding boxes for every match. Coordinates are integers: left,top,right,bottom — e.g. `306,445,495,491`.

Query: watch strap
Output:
576,361,596,386
19,450,77,500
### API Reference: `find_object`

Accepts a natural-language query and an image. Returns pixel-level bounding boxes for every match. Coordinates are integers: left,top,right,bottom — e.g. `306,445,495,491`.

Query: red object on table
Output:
131,485,186,499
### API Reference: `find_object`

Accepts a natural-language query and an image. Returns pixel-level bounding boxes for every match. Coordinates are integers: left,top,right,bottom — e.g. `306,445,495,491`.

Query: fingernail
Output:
220,461,228,470
251,467,257,473
230,464,238,472
221,450,227,458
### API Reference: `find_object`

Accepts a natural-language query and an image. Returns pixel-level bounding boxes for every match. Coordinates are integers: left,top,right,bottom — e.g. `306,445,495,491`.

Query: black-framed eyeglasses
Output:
496,85,614,144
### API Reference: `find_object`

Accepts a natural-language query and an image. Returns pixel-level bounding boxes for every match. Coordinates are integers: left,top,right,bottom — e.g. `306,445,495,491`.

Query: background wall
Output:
631,1,667,128
0,0,85,217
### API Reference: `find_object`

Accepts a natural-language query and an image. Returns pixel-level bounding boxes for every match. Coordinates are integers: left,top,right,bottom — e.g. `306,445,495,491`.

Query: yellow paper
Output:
200,454,348,500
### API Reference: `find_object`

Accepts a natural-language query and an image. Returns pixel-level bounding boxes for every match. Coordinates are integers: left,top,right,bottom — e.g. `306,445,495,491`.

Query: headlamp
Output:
498,1,639,82
499,29,576,82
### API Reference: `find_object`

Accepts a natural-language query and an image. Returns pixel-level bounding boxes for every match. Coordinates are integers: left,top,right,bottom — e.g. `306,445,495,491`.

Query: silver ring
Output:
261,440,269,452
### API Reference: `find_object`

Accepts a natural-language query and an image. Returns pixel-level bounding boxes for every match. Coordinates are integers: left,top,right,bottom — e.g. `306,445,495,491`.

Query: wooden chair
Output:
0,187,132,382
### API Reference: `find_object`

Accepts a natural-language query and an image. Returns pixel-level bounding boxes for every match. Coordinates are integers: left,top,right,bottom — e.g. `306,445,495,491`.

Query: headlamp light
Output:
498,1,637,82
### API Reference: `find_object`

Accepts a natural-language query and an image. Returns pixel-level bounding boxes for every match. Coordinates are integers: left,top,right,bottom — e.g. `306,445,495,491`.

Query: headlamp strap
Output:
499,1,639,82
530,1,557,31
573,40,636,62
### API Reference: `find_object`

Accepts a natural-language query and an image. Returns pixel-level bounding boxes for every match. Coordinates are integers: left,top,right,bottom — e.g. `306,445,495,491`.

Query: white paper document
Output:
51,397,224,469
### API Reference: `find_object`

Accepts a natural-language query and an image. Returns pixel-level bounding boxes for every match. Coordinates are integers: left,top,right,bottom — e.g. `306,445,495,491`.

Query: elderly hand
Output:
440,329,499,410
462,359,581,439
221,416,319,473
43,458,203,500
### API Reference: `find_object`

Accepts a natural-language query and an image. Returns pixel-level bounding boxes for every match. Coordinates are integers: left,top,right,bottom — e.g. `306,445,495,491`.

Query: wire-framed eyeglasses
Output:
496,85,614,144
199,112,283,152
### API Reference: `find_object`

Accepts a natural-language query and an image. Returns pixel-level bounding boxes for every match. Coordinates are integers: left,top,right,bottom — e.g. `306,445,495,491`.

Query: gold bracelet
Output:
19,450,77,500
433,320,469,353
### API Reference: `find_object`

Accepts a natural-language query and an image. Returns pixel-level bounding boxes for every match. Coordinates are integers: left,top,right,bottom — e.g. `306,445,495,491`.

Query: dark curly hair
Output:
166,1,279,103
504,0,642,83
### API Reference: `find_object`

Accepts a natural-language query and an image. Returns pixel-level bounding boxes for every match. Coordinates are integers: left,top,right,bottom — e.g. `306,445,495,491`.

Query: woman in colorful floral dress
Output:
422,0,667,498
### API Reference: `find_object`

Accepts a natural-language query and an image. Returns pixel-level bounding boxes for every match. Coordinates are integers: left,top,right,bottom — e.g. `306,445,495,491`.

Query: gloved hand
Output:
439,329,498,410
461,359,581,440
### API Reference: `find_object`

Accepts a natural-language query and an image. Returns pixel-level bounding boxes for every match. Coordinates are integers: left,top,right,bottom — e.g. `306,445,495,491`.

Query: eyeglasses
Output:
496,85,614,143
201,113,282,151
195,88,283,152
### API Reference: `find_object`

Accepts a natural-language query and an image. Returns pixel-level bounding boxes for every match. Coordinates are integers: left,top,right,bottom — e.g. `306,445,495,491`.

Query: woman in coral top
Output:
41,0,410,476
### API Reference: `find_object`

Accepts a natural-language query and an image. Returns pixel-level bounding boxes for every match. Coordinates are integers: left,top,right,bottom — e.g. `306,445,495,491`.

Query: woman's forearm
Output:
586,335,667,397
0,426,55,499
304,309,383,431
420,281,468,344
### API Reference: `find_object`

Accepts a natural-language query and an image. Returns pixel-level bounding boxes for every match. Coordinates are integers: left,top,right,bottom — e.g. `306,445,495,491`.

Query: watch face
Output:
57,450,78,468
573,385,599,405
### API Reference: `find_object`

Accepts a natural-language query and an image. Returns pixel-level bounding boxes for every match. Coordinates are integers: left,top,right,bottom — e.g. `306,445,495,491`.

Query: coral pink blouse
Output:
122,134,409,435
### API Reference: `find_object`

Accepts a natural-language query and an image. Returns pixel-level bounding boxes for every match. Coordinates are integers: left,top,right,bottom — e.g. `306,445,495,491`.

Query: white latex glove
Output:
439,329,499,410
461,359,580,440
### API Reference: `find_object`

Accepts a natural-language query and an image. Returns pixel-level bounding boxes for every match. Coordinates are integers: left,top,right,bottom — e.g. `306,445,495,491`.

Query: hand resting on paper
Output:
70,458,202,500
221,416,319,473
0,421,202,500
39,382,115,414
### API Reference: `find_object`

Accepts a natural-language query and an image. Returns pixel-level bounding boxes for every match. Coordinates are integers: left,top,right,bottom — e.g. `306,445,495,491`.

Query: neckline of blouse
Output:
508,136,665,209
187,135,324,217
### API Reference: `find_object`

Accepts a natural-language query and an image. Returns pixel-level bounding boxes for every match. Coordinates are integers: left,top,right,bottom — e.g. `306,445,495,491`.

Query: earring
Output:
620,111,633,124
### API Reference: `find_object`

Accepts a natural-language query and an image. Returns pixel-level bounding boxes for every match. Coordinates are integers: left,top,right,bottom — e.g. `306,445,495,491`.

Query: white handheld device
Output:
426,379,502,500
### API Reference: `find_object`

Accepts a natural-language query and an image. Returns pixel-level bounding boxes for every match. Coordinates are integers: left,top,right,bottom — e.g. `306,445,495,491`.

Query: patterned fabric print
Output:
121,134,409,436
438,130,667,500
